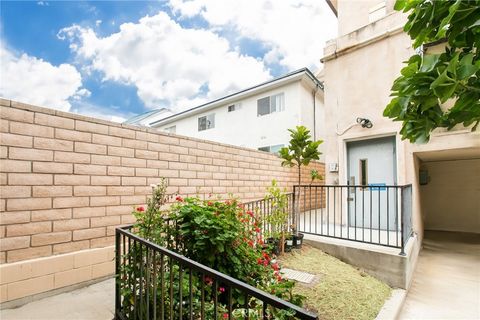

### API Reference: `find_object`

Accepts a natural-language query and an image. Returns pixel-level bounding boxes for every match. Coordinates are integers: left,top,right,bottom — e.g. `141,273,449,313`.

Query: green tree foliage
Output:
279,126,322,229
384,0,480,143
279,126,323,186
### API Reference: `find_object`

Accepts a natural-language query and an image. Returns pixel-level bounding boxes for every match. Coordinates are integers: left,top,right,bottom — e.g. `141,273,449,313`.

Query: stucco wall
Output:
0,99,324,304
337,0,397,36
322,10,480,242
421,159,480,234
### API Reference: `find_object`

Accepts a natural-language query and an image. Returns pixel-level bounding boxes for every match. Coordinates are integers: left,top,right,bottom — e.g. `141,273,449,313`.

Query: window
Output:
359,159,368,186
257,93,285,116
164,125,176,134
198,114,215,131
228,103,241,112
258,144,284,154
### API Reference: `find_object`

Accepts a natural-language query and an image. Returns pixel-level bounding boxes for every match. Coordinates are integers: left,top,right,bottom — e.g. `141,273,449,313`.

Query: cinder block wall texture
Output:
0,99,324,303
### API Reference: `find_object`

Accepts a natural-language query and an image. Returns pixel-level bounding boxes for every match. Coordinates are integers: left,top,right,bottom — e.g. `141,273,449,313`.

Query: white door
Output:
347,136,397,230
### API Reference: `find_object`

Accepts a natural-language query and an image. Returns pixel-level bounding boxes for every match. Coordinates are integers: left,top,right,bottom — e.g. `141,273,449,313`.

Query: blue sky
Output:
0,1,337,122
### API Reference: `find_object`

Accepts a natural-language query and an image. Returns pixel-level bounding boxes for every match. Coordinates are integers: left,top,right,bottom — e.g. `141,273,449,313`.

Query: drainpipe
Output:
312,84,319,140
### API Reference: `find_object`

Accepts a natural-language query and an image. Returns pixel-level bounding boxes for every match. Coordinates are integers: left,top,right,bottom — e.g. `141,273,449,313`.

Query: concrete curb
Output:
375,289,406,320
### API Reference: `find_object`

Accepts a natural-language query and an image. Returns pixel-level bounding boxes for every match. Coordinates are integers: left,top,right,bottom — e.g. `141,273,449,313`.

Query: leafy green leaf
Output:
420,54,440,72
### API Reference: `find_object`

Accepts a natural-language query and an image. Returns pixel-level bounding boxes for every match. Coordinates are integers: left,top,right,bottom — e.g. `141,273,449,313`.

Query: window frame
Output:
164,125,176,134
257,93,285,116
198,113,215,131
359,158,368,187
258,144,284,154
227,103,241,112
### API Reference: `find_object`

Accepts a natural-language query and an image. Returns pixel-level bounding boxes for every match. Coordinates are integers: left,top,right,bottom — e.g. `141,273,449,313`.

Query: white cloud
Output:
169,0,338,70
69,101,130,123
58,12,271,111
0,47,86,112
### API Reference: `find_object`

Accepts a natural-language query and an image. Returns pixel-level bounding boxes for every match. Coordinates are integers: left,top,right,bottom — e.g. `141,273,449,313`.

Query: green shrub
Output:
119,183,305,319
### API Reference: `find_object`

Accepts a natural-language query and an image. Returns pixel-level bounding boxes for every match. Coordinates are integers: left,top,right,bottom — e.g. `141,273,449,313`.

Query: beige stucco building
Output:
322,0,479,243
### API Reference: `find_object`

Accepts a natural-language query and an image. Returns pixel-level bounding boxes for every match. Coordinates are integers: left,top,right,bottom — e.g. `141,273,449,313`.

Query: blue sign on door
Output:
368,183,386,191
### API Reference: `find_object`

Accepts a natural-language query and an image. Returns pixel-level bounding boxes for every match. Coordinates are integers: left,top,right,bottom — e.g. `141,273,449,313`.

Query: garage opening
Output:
420,157,479,233
401,150,480,319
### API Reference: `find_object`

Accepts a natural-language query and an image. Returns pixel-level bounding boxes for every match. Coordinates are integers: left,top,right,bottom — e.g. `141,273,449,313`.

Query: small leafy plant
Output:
264,180,290,254
310,169,323,185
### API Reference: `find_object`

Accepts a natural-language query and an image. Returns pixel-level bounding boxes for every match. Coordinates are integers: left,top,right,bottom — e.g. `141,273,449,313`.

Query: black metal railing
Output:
115,225,318,320
243,185,413,255
293,185,413,254
243,193,294,238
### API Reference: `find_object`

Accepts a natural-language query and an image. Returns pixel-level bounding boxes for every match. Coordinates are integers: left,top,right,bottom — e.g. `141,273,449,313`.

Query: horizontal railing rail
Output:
115,225,318,320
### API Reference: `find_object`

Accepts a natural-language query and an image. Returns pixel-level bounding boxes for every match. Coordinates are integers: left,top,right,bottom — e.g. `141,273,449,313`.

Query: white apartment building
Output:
128,68,324,155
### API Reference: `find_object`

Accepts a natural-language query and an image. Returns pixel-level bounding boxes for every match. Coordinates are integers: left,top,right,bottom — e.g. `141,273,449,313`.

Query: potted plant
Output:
284,234,294,252
289,224,304,249
279,126,323,227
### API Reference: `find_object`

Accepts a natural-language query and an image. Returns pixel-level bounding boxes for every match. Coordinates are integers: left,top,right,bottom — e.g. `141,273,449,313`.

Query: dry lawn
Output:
279,245,391,320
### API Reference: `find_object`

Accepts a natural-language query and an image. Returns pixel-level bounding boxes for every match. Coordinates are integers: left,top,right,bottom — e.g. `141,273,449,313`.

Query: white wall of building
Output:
156,80,325,158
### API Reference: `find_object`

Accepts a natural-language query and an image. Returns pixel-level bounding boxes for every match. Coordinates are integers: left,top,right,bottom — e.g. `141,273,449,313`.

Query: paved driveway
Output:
400,231,480,320
1,279,114,320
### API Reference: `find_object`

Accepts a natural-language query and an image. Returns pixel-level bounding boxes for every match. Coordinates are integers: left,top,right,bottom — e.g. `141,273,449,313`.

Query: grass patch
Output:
279,245,391,320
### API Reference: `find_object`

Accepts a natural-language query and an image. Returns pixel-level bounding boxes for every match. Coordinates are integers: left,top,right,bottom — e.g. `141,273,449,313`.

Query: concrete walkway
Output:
0,279,114,320
399,231,480,320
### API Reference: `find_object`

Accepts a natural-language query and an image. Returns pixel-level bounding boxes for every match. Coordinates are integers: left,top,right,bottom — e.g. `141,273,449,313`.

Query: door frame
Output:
341,133,399,186
346,135,398,186
340,133,399,229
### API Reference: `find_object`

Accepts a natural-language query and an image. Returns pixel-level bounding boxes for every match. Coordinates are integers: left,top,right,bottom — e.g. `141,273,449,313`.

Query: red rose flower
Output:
205,276,213,286
222,313,228,319
136,206,145,212
207,201,214,206
175,196,184,202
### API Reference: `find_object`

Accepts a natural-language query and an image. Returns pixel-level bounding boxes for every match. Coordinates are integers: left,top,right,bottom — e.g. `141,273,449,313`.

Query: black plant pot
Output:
284,238,293,252
266,237,280,255
293,233,304,249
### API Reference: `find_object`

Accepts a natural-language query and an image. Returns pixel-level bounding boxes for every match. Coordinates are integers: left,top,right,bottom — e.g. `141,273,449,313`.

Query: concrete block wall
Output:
0,99,324,303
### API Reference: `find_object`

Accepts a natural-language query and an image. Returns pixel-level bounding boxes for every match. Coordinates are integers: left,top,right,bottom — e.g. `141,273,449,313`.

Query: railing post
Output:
399,186,406,256
115,228,121,318
292,185,297,235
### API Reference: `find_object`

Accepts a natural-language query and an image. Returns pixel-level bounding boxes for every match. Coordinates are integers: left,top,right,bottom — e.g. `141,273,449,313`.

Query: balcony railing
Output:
244,185,413,255
115,225,318,320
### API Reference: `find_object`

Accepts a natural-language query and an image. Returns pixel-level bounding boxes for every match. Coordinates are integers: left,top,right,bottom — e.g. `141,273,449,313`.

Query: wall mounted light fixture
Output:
356,117,373,128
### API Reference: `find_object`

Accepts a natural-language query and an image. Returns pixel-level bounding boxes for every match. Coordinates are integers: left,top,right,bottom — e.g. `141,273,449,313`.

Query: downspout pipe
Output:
312,84,320,141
